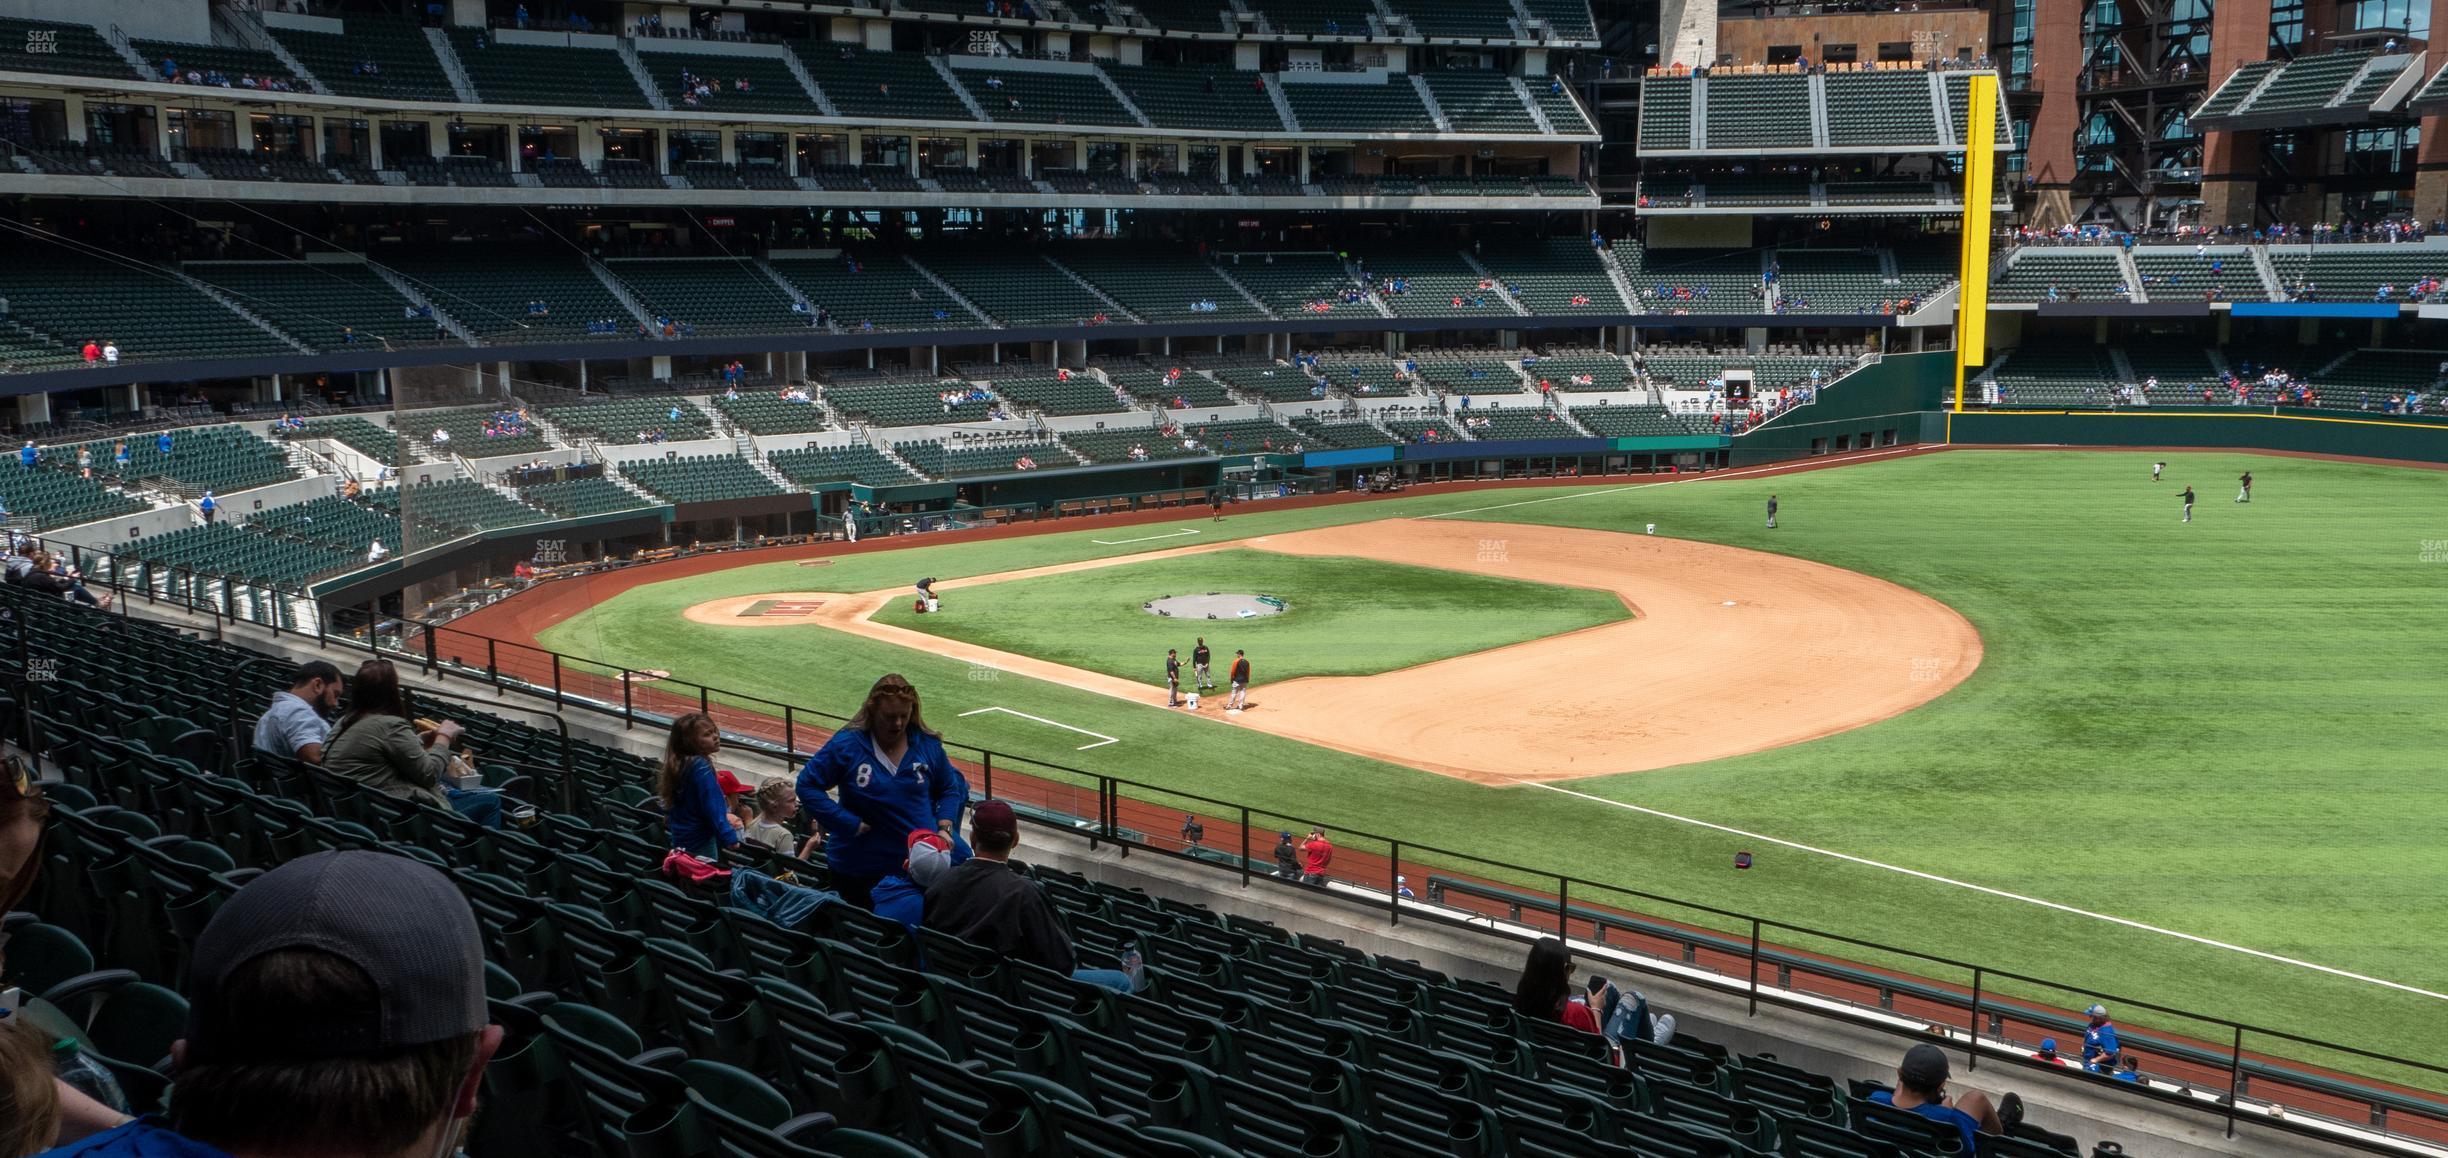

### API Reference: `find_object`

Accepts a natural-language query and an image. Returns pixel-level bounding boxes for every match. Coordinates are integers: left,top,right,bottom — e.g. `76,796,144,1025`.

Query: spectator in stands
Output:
79,339,98,365
2032,1038,2070,1065
14,442,30,470
101,341,118,366
924,799,1142,993
1273,830,1299,878
42,850,503,1158
1514,937,1604,1034
157,431,173,457
2112,1054,2141,1081
795,673,970,908
323,659,502,828
2080,1003,2122,1070
1870,1044,2005,1153
24,552,106,608
744,779,819,857
1,1017,63,1156
1299,827,1334,884
366,539,388,564
199,490,218,524
253,660,343,765
658,711,741,860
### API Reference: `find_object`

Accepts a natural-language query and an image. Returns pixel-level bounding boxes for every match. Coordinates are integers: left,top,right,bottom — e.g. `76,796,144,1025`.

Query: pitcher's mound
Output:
1145,593,1287,620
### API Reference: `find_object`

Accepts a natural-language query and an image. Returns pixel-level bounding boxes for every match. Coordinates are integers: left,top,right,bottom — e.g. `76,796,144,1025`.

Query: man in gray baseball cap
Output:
43,850,502,1158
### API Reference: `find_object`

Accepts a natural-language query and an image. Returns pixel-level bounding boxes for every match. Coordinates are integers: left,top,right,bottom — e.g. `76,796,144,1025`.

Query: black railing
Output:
37,532,2448,1153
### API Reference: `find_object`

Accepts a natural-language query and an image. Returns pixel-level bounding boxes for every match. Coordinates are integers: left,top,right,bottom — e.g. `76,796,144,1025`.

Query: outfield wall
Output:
1726,351,1957,466
1946,409,2448,463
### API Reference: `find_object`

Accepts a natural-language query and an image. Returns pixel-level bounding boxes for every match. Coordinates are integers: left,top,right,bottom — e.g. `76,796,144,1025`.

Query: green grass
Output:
538,450,2448,1081
871,548,1631,682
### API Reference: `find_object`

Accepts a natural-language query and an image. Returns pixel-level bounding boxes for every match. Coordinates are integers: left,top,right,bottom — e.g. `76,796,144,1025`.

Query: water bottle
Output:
52,1039,130,1114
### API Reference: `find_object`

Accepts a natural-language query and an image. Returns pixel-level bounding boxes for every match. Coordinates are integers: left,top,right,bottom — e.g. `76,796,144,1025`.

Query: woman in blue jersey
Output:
796,673,970,908
659,712,739,860
1871,1044,2005,1155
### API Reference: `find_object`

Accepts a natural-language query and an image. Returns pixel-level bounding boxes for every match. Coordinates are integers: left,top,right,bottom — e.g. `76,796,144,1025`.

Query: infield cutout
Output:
739,599,829,618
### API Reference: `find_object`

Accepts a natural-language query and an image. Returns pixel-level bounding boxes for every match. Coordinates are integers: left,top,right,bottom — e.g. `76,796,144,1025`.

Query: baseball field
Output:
499,448,2448,1081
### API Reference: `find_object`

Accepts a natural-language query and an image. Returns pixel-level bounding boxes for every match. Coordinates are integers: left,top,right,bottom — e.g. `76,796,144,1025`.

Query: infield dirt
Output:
680,519,1981,784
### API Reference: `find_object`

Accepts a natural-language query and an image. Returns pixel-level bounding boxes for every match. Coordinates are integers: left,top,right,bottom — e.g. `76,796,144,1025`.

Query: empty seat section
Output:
1386,0,1519,35
0,468,149,529
250,494,403,554
1177,416,1304,453
1480,238,1622,314
1704,74,1812,148
1257,0,1375,34
767,257,970,332
447,28,648,108
1365,247,1513,319
1521,353,1633,391
619,455,784,502
1991,250,2126,303
1424,72,1540,133
1222,254,1374,319
1616,243,1763,309
541,397,712,443
0,17,135,79
268,15,455,101
1289,415,1400,448
1126,0,1237,29
294,418,402,464
1106,365,1231,409
1459,407,1575,439
185,262,435,351
381,251,634,342
1530,83,1597,133
1772,250,1893,315
894,439,1072,477
768,443,921,487
2195,60,2282,119
2235,52,2375,116
1640,75,1695,148
1822,70,1939,148
604,259,807,335
2131,249,2268,302
792,43,973,120
518,475,656,517
2267,246,2448,301
639,48,817,115
1943,73,2017,148
1056,250,1269,323
1107,65,1284,131
370,477,552,538
715,393,834,435
920,253,1109,327
1571,403,1701,436
0,253,295,363
1279,79,1436,132
985,375,1129,417
1214,364,1324,403
1062,427,1206,462
1521,0,1597,37
957,66,1135,127
1702,174,1812,207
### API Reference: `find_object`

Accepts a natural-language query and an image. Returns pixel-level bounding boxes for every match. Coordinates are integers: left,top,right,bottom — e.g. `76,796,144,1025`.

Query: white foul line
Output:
958,705,1119,750
1418,444,1932,521
1525,780,2448,1004
1092,528,1202,546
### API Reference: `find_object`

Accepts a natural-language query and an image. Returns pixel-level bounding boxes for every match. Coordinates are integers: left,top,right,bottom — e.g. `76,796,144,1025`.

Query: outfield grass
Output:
870,548,1631,682
538,450,2448,1079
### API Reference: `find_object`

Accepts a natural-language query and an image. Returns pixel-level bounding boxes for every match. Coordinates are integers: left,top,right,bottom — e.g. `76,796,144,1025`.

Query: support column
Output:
2021,0,2081,230
2417,0,2448,227
651,356,672,381
2199,0,2273,228
15,394,51,428
125,383,141,412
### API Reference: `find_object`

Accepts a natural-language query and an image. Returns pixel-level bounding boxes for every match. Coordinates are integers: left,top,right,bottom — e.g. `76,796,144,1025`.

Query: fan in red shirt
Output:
81,340,100,364
1298,827,1334,884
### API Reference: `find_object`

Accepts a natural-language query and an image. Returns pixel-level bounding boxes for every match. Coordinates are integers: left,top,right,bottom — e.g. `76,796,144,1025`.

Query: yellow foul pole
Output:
1954,71,1998,413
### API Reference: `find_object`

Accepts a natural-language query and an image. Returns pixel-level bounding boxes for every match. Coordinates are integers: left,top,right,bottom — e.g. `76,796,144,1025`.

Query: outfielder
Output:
1226,649,1251,711
1192,637,1214,690
1765,494,1779,530
2236,471,2252,503
2179,485,2195,523
2151,461,2164,482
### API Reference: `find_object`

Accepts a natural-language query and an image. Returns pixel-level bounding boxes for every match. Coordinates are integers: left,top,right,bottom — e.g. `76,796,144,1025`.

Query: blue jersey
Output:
796,727,969,879
41,1119,235,1157
1869,1091,1978,1155
2083,1021,2121,1062
664,755,737,857
16,446,32,468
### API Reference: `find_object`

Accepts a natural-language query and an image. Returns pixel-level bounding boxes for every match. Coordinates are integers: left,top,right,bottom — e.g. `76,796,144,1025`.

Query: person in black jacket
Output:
1273,831,1299,878
922,800,1141,993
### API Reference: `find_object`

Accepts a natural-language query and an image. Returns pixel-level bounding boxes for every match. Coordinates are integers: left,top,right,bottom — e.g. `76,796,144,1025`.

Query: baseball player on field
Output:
1192,637,1214,690
1164,648,1182,707
2236,470,2252,503
2179,485,2195,523
2151,461,2164,482
1226,650,1251,711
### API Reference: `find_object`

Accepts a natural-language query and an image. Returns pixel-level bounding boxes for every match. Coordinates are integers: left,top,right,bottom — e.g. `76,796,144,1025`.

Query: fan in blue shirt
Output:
1868,1044,2001,1155
659,713,739,859
796,674,970,908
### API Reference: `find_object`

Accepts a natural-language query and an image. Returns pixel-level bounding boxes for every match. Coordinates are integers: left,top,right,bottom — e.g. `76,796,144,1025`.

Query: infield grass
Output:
870,548,1631,682
539,450,2448,1082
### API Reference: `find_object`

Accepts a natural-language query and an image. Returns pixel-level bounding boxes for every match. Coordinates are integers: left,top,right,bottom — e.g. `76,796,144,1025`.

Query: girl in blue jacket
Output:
660,712,739,860
796,673,970,908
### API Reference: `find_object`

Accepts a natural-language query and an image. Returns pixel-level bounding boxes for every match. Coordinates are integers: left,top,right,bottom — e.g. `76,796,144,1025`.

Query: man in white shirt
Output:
101,341,119,365
367,539,390,563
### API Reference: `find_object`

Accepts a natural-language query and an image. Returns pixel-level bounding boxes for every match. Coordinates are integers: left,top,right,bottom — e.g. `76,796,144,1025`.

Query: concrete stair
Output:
612,37,672,111
1041,256,1140,322
1408,74,1453,132
930,56,994,121
424,28,481,102
1457,251,1531,316
901,256,997,326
